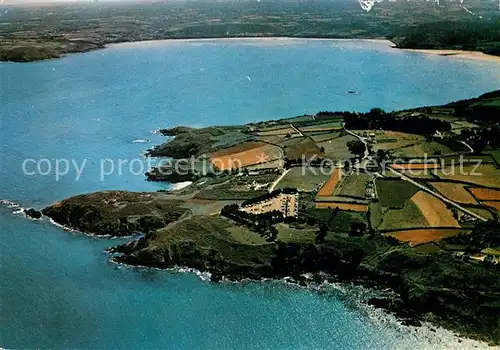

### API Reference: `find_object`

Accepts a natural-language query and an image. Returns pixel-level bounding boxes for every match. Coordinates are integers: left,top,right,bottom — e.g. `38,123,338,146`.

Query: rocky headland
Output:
41,190,500,345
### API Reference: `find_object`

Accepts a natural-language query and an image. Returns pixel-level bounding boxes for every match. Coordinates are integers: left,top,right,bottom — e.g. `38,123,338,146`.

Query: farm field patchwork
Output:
256,127,298,137
464,206,497,221
211,141,267,158
336,172,373,199
429,182,478,204
410,191,460,228
275,167,330,192
317,135,357,161
211,142,282,170
368,202,384,230
283,138,323,160
435,164,500,188
391,163,442,170
375,178,420,208
315,202,368,212
392,141,455,158
317,168,342,196
298,122,343,132
378,199,429,231
370,131,424,151
309,131,342,143
385,228,468,246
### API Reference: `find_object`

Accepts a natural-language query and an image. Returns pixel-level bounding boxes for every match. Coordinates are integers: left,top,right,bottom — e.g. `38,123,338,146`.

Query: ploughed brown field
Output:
210,142,281,170
482,201,500,211
410,191,460,227
386,228,468,246
211,141,267,158
469,187,500,201
391,163,442,170
315,201,368,212
317,168,342,196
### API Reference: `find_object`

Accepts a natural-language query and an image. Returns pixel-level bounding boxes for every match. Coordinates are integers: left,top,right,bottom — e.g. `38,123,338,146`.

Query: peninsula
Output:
40,91,500,344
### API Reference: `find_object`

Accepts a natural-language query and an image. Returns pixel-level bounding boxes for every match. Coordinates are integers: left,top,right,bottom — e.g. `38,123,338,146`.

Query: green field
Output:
310,131,343,143
378,199,429,231
368,202,384,230
392,141,456,158
375,179,420,208
275,167,330,192
317,135,357,161
336,172,372,199
226,226,270,245
328,211,368,233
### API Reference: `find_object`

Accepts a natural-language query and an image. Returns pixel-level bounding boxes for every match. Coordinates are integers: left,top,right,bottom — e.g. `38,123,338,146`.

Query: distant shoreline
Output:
106,37,394,48
3,36,500,63
106,37,500,63
401,48,500,63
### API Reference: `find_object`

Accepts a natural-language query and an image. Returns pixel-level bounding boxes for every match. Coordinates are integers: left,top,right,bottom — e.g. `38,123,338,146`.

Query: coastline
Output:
109,258,490,349
402,48,500,63
105,37,394,48
4,36,500,63
106,38,498,64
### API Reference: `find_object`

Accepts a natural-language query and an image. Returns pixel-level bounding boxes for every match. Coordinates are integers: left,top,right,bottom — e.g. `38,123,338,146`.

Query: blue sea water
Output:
1,39,499,348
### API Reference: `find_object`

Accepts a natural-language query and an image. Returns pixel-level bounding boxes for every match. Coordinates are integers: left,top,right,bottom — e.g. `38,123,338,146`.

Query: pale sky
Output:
6,0,127,4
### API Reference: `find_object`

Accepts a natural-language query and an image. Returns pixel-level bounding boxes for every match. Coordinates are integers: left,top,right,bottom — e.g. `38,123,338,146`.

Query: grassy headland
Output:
38,90,500,344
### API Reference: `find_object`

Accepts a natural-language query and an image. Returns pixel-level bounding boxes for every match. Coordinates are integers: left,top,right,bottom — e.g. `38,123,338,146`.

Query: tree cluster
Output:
343,109,451,136
443,221,500,253
240,188,297,207
221,204,284,241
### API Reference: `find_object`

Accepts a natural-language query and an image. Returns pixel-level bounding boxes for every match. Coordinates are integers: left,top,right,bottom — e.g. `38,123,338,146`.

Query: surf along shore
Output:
36,90,500,345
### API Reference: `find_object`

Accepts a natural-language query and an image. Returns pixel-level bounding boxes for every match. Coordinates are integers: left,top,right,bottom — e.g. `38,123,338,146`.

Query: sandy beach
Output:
107,38,500,63
106,37,394,48
402,48,500,63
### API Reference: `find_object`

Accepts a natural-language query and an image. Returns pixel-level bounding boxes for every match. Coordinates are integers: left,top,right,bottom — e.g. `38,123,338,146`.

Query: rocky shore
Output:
41,190,500,345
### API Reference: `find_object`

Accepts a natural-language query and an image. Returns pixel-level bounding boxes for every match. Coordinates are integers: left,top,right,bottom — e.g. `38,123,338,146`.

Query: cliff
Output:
42,191,500,344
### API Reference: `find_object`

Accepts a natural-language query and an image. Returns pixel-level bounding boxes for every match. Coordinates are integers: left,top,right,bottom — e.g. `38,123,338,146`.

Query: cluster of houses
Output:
240,192,299,218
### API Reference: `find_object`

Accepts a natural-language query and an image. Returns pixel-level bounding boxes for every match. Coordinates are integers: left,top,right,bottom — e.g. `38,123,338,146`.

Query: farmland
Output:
317,168,343,197
317,135,357,161
391,163,441,171
410,191,460,228
336,172,373,199
315,202,368,212
40,89,500,345
256,127,298,137
371,131,424,151
392,141,455,158
274,167,330,192
435,164,500,188
429,182,478,204
309,131,342,143
482,201,500,212
298,122,343,133
211,142,282,170
385,228,468,246
375,179,419,208
378,199,429,231
283,138,323,160
469,187,500,201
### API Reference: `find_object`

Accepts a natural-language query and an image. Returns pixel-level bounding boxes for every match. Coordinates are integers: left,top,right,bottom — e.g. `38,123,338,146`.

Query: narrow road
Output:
388,166,488,222
269,168,291,193
290,123,304,137
459,140,474,154
344,128,370,159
